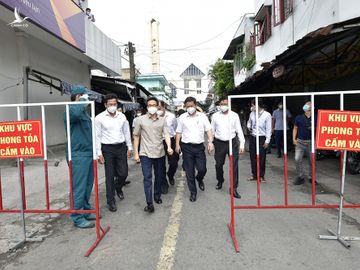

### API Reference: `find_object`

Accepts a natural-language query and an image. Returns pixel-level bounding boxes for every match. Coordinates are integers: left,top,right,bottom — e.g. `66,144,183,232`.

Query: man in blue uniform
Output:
65,85,95,229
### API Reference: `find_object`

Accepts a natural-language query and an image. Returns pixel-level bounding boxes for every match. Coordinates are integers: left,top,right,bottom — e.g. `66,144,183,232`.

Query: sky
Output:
90,0,254,86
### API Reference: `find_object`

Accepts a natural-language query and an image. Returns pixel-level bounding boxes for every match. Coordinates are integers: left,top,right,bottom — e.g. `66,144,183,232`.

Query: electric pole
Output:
128,42,136,83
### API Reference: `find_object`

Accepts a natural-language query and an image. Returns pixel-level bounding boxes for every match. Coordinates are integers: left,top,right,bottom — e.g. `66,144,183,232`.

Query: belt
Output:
101,142,126,146
181,142,203,146
214,137,237,143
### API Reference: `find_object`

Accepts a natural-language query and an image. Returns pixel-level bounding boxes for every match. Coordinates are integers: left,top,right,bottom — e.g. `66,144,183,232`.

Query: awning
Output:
223,34,245,60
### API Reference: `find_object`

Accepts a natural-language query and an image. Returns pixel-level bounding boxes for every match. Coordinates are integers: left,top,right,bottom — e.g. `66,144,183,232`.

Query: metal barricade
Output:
0,101,109,257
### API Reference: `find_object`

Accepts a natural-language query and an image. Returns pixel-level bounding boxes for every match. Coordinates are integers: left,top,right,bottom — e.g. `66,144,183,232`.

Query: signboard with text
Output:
0,0,85,52
316,110,360,152
0,120,44,159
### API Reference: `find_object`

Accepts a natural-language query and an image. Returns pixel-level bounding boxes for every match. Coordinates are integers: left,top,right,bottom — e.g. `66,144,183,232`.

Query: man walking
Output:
175,97,214,202
211,96,245,198
272,101,292,158
133,97,173,213
95,94,133,212
293,101,316,185
247,99,272,182
157,101,179,193
65,85,95,229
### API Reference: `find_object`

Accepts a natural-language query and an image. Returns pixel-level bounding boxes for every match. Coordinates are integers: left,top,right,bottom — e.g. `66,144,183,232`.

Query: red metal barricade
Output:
0,101,109,257
227,91,360,252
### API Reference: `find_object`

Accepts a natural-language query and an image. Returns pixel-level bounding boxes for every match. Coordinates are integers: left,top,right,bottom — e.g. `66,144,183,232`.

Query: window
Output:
197,90,201,94
254,6,272,46
184,80,189,89
184,89,189,95
196,80,201,88
273,0,293,26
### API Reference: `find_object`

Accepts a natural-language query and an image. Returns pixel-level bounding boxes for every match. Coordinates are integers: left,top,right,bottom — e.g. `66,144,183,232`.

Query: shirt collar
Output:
105,110,120,117
147,112,159,120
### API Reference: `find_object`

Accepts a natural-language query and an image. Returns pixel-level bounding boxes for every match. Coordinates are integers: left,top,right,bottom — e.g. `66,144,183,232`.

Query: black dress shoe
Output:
198,180,205,191
216,182,223,190
116,189,124,200
293,177,305,185
124,180,131,186
169,178,175,186
233,189,241,199
161,185,169,194
190,193,197,202
308,178,318,185
155,198,163,204
144,204,155,213
108,201,117,212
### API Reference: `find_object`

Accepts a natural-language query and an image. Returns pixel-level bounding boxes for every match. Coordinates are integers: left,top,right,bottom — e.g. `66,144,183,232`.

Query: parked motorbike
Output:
346,151,360,175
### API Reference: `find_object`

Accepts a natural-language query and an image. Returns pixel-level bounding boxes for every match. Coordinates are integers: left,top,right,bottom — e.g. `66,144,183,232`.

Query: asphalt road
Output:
1,150,360,270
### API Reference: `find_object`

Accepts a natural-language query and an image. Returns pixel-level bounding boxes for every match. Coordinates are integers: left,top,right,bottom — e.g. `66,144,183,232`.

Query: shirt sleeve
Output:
133,117,141,136
247,113,252,130
294,115,300,127
287,109,292,118
203,114,212,132
123,120,133,151
235,114,245,148
265,113,272,144
211,114,216,135
172,114,178,132
95,116,102,156
176,115,183,133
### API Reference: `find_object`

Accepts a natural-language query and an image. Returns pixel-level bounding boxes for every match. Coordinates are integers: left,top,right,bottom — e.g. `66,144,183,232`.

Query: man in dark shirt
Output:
292,101,316,185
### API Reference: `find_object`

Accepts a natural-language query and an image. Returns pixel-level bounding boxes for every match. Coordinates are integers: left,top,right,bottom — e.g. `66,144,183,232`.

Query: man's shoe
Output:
277,153,282,158
144,204,155,213
124,180,131,186
308,178,318,185
75,220,95,229
233,189,241,199
108,201,117,212
155,198,163,204
216,182,223,190
116,189,124,200
293,177,305,185
198,180,205,191
190,193,197,202
169,178,175,186
84,213,99,221
161,185,169,194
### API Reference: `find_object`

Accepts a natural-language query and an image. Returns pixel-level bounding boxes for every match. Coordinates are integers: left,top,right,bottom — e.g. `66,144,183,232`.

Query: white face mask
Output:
156,110,164,116
147,106,158,115
107,105,117,114
219,105,229,112
187,107,196,115
250,106,256,112
278,105,283,109
136,113,142,117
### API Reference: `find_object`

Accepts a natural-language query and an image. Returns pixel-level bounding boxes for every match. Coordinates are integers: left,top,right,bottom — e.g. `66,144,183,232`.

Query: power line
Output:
0,80,23,93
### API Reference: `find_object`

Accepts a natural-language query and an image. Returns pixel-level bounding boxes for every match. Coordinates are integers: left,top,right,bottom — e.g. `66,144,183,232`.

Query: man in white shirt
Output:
157,101,179,193
211,96,245,198
247,99,272,182
95,94,133,212
175,97,214,202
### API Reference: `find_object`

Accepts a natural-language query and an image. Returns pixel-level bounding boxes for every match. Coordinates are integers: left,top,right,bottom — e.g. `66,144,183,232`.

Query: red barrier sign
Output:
0,120,44,158
316,110,360,151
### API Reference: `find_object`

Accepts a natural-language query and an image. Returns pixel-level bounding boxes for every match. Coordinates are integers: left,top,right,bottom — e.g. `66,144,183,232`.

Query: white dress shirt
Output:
211,111,245,149
247,110,272,144
95,110,133,156
164,111,177,138
176,112,211,144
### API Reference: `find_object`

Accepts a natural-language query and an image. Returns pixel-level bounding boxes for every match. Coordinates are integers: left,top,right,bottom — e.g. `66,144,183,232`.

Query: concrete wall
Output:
0,19,91,146
254,0,360,70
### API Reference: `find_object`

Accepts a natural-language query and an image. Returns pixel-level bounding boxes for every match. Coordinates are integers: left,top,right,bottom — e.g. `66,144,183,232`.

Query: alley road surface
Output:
0,149,360,270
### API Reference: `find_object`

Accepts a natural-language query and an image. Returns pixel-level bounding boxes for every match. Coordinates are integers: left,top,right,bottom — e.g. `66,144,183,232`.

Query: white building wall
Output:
253,0,360,71
0,20,90,146
173,78,209,105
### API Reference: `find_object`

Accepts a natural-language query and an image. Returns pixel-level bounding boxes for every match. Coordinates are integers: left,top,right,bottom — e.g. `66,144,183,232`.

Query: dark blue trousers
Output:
181,143,207,194
140,156,165,204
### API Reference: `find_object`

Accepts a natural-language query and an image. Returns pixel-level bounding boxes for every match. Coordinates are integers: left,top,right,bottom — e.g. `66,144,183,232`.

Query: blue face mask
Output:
303,104,310,112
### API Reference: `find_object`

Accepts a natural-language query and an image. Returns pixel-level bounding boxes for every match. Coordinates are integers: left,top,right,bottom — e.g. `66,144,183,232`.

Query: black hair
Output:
177,109,185,117
146,96,159,106
159,100,166,107
70,94,78,102
184,96,196,105
218,96,228,103
103,94,118,104
86,8,91,11
251,98,264,108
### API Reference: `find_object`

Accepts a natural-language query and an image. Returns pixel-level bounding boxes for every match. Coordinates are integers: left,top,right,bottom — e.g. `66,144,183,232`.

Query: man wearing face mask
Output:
272,101,292,158
175,97,214,202
95,94,133,212
293,101,317,185
64,85,95,228
133,97,173,213
211,96,245,198
157,101,179,193
246,99,272,182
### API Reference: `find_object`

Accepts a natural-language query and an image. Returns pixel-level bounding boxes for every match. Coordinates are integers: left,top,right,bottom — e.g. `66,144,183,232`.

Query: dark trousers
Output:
162,137,180,188
214,137,239,188
181,142,207,194
249,136,267,178
275,130,284,155
102,143,128,204
140,155,165,204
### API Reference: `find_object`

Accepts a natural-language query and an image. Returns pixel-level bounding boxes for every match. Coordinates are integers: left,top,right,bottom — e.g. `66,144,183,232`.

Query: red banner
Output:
316,110,360,152
0,120,44,159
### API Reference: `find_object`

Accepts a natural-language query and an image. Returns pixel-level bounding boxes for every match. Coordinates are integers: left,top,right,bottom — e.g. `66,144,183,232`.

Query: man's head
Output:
218,96,229,113
184,96,197,115
146,96,159,115
86,8,91,14
250,98,264,111
70,85,86,101
303,101,312,112
157,100,166,116
278,101,283,109
103,94,118,114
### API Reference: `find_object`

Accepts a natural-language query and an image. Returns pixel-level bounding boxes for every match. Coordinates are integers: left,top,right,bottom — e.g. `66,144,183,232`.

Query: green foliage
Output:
208,59,234,97
242,44,256,71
